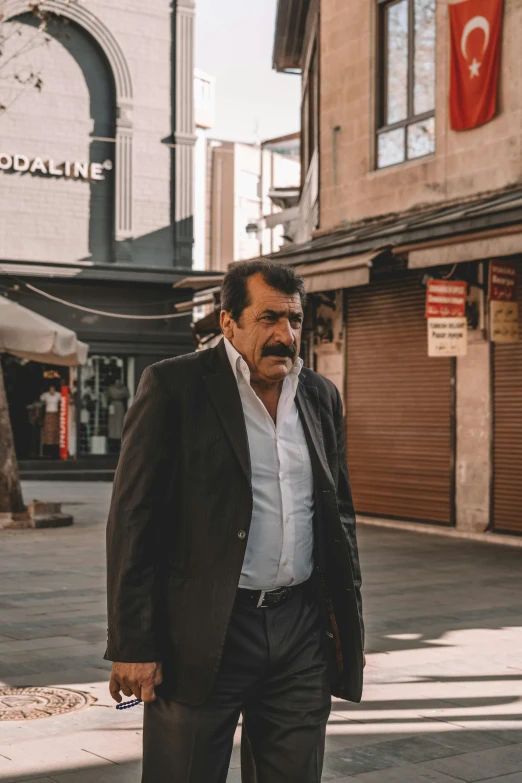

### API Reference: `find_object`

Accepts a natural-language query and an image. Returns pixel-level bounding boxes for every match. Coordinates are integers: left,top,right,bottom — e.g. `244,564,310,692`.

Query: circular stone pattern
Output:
0,686,94,721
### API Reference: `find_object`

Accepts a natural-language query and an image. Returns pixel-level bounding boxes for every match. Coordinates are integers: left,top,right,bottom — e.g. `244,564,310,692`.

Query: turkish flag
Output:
449,0,504,131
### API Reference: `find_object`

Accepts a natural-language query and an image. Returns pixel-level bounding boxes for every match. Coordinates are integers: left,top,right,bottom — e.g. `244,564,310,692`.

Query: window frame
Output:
301,41,319,187
376,0,436,169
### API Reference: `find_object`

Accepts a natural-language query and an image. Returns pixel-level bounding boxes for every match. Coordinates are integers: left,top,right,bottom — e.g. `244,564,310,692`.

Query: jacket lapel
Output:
296,379,336,491
203,340,251,486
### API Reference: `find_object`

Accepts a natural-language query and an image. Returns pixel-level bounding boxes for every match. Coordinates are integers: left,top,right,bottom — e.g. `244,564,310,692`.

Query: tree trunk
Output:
0,359,25,514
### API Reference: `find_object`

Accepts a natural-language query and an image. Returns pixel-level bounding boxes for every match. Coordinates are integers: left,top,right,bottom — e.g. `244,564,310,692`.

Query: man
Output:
106,260,364,783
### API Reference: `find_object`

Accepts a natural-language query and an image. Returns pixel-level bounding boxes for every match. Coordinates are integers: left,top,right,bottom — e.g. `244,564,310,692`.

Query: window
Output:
377,0,436,169
79,355,130,456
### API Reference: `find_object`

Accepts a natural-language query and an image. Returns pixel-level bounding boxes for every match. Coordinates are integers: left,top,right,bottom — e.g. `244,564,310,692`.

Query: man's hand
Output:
109,662,163,704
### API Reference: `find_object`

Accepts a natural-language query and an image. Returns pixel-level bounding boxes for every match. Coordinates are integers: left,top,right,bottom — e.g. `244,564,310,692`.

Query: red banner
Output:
489,261,517,301
449,0,504,131
426,279,467,318
60,385,69,461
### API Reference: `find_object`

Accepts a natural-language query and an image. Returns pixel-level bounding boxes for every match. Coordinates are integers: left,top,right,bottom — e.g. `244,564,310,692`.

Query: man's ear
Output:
220,310,234,339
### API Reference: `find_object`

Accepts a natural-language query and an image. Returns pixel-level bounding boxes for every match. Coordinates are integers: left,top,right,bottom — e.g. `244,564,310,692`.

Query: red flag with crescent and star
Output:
449,0,504,131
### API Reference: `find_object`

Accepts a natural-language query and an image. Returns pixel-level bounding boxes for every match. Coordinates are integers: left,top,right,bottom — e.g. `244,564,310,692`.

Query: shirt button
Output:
285,516,291,524
282,558,289,566
238,530,247,540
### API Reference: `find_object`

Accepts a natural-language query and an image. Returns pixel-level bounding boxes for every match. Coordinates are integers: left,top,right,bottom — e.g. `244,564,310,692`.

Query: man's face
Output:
221,273,303,384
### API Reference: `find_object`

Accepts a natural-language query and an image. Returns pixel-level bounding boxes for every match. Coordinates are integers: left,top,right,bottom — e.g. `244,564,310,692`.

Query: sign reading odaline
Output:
0,153,113,181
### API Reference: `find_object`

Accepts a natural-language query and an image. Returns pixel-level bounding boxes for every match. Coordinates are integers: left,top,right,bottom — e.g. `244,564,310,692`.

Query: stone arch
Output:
2,0,134,244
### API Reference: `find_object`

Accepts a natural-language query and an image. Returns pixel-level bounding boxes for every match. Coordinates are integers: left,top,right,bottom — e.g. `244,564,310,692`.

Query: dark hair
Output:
221,259,307,323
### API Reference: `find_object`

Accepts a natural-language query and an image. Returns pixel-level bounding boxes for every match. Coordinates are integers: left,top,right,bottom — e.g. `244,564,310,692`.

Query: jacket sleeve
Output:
105,364,177,662
334,387,365,649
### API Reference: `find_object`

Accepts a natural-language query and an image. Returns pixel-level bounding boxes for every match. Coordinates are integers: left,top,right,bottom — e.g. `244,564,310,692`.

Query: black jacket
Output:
106,339,364,705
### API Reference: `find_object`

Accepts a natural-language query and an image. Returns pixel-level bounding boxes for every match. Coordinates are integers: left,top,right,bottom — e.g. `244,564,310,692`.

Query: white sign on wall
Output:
427,317,468,357
0,153,113,181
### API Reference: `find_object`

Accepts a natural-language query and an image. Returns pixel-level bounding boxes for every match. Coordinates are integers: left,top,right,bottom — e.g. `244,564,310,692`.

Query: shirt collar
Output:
223,337,303,386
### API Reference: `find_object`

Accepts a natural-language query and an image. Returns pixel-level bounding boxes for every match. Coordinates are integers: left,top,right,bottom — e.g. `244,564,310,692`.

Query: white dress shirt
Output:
224,338,315,592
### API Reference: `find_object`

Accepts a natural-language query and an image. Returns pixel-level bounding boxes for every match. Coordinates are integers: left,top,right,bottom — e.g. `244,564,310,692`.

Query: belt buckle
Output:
265,588,288,608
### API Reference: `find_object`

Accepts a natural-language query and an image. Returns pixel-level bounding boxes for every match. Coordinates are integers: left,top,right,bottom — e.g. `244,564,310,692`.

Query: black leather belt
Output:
236,580,309,609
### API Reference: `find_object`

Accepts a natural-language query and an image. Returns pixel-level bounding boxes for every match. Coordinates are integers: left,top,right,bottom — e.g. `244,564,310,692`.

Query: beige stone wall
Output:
320,0,522,230
456,339,492,533
208,142,235,271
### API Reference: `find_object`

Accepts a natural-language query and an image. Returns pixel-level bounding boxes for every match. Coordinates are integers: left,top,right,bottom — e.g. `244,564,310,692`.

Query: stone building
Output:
271,0,522,535
0,0,201,474
205,137,301,271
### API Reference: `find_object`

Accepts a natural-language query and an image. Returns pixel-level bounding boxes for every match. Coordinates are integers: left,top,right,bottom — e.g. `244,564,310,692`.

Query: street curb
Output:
357,516,522,548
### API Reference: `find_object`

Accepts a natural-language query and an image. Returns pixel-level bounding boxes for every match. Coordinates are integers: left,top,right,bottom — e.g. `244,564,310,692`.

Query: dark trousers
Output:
142,581,332,783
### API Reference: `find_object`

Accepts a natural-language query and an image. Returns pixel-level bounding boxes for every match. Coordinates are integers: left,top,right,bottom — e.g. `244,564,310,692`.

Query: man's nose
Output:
274,318,294,345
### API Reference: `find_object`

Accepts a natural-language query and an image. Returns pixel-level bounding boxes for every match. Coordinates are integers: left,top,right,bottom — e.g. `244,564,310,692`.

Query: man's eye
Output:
263,315,276,322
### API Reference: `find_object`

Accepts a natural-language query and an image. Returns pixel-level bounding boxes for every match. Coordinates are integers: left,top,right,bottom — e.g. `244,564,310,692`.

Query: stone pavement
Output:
0,481,521,783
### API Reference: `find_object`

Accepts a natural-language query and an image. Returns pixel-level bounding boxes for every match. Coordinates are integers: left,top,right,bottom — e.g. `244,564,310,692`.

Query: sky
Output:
195,0,301,144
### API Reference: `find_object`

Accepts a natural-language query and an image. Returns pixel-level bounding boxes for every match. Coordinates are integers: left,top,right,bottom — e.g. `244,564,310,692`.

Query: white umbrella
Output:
0,297,88,367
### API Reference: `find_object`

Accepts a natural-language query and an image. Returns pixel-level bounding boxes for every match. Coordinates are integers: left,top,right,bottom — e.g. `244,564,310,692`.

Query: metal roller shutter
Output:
493,268,522,533
346,276,454,524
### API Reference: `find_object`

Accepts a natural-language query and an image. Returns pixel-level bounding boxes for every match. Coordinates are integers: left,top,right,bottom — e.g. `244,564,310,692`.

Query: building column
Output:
114,100,134,261
455,337,492,532
173,0,196,267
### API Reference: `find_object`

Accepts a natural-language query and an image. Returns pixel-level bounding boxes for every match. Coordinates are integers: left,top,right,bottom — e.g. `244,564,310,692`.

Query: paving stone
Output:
1,779,60,783
423,743,522,781
0,637,86,654
352,764,464,782
50,761,142,783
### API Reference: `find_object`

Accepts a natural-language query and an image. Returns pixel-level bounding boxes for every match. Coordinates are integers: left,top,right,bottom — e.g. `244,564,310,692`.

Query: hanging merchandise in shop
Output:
59,385,69,461
425,279,468,357
489,261,518,343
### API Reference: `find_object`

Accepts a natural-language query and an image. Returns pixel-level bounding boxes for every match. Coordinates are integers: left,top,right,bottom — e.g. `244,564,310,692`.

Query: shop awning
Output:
407,231,522,269
173,275,224,291
0,297,88,366
294,251,378,293
270,186,522,270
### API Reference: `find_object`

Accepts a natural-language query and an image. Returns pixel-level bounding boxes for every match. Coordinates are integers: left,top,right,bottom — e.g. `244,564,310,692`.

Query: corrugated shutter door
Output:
346,277,454,524
493,268,522,533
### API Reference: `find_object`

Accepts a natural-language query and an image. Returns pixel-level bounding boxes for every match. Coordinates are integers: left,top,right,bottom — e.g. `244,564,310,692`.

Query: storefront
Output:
345,274,455,525
5,353,132,461
270,186,522,534
0,267,200,471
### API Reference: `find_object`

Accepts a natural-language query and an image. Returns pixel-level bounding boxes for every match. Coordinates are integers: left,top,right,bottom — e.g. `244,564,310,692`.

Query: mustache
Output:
261,343,297,359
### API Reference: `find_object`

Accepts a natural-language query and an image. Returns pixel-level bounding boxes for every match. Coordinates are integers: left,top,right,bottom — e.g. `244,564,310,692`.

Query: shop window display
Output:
40,384,61,460
2,357,69,460
79,355,129,456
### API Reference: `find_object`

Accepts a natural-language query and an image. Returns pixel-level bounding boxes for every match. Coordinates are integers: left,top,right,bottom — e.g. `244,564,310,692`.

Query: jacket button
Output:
238,530,246,540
